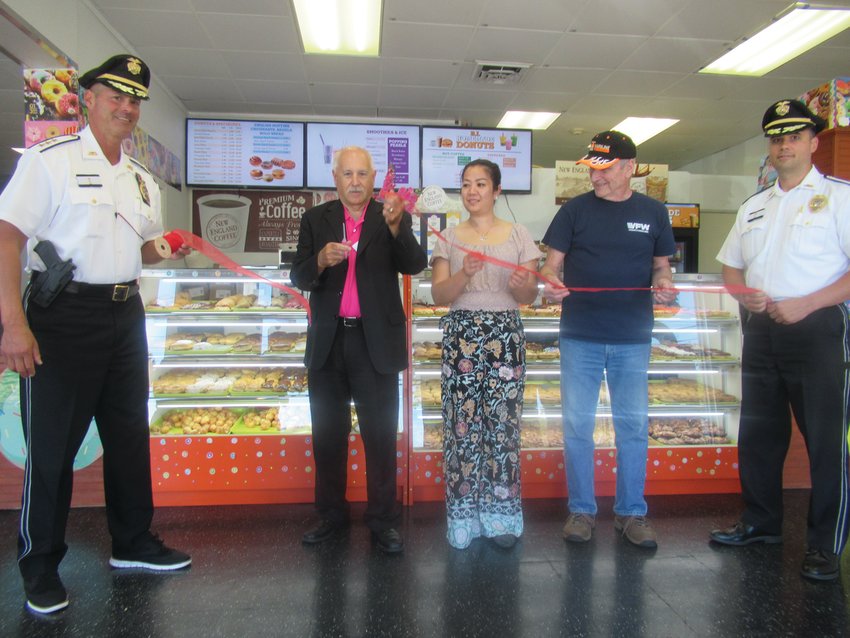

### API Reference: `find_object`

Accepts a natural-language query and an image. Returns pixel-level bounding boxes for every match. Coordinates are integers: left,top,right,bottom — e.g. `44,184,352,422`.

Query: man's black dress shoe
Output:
371,528,404,554
801,548,840,581
302,520,348,545
709,521,782,546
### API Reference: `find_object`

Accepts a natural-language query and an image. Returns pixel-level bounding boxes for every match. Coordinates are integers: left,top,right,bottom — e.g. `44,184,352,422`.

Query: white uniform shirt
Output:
0,126,163,284
717,166,850,300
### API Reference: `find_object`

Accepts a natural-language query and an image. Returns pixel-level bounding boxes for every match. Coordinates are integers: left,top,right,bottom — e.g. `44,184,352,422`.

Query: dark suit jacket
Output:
290,198,427,374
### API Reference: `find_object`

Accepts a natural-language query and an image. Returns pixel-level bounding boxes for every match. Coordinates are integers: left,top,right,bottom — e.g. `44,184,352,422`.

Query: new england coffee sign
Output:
192,189,325,252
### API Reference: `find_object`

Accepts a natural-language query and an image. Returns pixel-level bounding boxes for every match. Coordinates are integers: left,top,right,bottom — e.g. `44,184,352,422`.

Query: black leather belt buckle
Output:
342,317,361,328
112,284,130,302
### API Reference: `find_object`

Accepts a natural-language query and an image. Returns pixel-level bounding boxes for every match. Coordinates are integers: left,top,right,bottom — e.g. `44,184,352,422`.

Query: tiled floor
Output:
0,491,848,637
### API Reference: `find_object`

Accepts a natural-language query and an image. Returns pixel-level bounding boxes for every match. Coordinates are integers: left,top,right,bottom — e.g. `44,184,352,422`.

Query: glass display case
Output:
141,267,404,505
408,272,742,501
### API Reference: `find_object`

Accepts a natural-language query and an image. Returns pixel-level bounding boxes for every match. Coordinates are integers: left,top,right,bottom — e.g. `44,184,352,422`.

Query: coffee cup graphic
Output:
197,194,251,252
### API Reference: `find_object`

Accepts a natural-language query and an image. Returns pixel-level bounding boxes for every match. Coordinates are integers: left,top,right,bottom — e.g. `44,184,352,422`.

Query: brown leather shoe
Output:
614,515,658,548
563,513,596,543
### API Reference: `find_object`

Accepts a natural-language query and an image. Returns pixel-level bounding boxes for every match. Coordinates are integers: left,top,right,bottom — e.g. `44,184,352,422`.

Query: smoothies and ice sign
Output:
305,122,421,189
421,126,532,192
193,189,323,253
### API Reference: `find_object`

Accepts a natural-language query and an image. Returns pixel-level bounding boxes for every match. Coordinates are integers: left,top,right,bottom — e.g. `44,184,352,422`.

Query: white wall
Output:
3,0,191,232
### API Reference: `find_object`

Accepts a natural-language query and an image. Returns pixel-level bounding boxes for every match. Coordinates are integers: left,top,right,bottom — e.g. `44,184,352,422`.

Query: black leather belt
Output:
63,280,140,302
341,317,361,328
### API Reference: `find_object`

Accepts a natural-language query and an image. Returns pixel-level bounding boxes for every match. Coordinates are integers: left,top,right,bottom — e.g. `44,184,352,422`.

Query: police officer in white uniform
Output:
0,55,191,615
710,99,850,582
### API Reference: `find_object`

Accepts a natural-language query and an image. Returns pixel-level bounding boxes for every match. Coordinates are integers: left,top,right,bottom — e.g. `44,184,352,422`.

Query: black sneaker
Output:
110,533,191,571
24,572,69,614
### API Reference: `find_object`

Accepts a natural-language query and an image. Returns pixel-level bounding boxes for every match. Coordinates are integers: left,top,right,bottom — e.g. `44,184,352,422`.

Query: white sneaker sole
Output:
26,598,69,614
109,557,192,570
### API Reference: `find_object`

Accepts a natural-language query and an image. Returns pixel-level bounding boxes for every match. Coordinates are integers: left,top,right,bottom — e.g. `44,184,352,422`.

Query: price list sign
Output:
186,119,305,188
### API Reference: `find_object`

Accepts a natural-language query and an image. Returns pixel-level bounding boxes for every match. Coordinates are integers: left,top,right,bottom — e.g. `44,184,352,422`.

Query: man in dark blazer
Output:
291,146,427,553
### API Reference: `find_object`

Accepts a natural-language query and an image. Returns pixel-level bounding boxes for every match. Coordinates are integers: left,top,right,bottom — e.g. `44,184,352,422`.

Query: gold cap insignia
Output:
808,195,827,212
775,101,791,117
127,57,142,76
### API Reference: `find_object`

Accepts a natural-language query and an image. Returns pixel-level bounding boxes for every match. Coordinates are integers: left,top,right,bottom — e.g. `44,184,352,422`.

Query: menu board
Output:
186,119,305,189
421,126,533,193
306,122,420,189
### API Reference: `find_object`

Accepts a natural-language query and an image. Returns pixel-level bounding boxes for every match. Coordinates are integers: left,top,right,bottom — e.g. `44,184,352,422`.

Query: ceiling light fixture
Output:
292,0,383,56
700,2,850,77
611,117,679,145
498,111,561,130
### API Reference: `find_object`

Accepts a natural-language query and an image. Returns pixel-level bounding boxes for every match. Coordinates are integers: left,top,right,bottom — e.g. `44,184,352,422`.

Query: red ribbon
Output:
171,229,311,321
379,167,757,297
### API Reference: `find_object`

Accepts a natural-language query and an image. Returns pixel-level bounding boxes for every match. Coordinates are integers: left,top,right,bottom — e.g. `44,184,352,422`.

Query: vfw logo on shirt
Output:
626,222,651,233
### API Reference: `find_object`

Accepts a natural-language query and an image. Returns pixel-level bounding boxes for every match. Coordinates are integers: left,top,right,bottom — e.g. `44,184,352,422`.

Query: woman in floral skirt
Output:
430,159,541,549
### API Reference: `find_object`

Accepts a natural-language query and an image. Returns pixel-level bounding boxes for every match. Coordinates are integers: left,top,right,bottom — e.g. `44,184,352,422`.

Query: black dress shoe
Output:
491,534,518,549
709,521,782,546
371,528,404,554
302,520,348,545
801,548,840,581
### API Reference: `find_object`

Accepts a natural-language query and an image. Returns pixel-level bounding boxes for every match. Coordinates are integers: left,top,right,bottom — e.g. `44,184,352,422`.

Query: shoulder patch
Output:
128,156,151,175
33,134,79,153
826,175,850,187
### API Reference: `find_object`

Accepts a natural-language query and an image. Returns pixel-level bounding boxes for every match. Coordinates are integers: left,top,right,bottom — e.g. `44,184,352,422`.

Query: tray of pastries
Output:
648,378,738,405
649,417,729,445
150,407,242,435
650,342,736,361
146,292,306,313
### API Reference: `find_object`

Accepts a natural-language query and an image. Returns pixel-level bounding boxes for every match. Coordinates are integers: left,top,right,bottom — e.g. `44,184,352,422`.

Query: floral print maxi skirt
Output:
441,309,525,549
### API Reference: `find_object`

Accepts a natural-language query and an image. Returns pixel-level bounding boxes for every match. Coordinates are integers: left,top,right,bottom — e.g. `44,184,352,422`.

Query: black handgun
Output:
29,240,76,308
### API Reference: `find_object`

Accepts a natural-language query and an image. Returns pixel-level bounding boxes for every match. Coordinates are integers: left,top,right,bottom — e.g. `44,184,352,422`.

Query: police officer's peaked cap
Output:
79,54,150,100
762,99,826,137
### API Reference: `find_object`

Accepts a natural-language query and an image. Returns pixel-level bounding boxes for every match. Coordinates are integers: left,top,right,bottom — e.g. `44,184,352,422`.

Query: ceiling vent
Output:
473,61,531,85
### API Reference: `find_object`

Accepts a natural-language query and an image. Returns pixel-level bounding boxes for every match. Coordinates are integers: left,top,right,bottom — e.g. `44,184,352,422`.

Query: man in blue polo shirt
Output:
541,131,676,548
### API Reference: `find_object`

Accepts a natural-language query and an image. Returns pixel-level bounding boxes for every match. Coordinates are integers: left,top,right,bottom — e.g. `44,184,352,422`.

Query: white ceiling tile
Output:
190,0,289,15
379,85,448,109
232,79,312,104
476,0,586,31
466,28,563,66
303,57,382,85
543,33,647,68
198,14,299,52
380,58,461,87
442,88,515,110
91,0,193,10
164,75,241,102
571,0,693,36
310,83,382,107
520,68,608,93
657,0,790,40
381,23,474,60
507,92,581,112
137,47,230,78
94,9,212,48
220,51,306,82
593,70,685,97
622,37,727,73
313,105,378,118
376,106,446,121
384,0,489,26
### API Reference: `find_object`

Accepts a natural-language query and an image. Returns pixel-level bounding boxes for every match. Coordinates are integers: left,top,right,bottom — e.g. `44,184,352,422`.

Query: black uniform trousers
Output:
738,304,850,554
306,320,401,531
18,290,154,579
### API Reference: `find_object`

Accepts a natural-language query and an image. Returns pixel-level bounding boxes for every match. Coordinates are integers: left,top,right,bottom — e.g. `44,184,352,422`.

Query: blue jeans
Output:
559,337,651,517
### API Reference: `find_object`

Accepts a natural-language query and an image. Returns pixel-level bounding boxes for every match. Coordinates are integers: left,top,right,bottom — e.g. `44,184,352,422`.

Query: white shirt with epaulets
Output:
0,126,163,284
717,166,850,300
